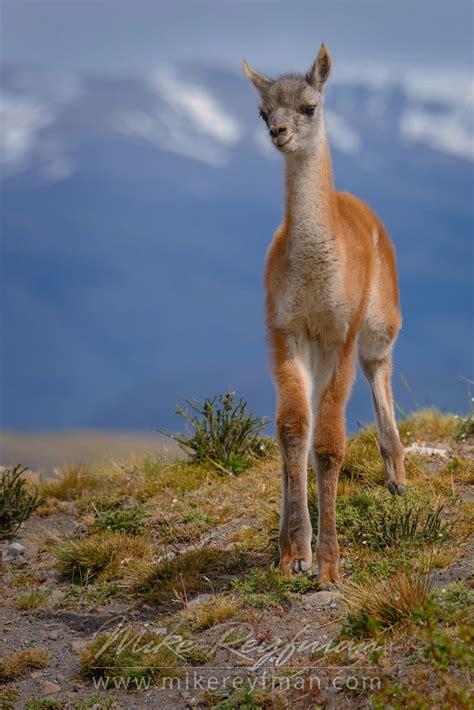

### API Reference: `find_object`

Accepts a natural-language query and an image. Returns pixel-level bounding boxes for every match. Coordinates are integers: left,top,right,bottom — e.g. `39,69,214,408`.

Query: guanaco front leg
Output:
273,332,313,573
313,341,356,587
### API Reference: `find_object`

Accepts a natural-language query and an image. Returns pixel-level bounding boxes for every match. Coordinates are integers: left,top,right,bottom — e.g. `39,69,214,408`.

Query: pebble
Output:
303,591,340,607
8,541,26,555
48,629,60,640
42,680,61,694
187,593,213,605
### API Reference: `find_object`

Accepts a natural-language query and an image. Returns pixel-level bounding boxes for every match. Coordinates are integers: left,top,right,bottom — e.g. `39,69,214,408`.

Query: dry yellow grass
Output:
342,567,433,636
40,465,100,501
397,408,459,444
52,531,155,583
124,547,244,604
0,649,49,682
179,595,241,630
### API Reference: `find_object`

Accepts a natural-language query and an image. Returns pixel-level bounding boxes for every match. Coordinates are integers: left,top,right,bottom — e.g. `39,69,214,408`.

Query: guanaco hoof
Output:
291,558,311,573
388,482,406,496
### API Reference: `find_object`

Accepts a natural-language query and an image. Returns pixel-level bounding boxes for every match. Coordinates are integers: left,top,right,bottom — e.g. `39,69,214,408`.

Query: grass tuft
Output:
24,700,64,710
397,408,459,444
341,567,432,638
40,465,99,501
14,589,49,611
0,649,49,682
232,566,287,608
179,595,241,630
309,485,453,550
453,412,474,442
52,531,154,583
80,631,180,683
125,547,243,603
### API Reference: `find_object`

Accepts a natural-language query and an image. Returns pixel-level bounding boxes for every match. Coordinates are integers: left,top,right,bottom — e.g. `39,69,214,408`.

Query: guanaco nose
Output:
270,124,288,138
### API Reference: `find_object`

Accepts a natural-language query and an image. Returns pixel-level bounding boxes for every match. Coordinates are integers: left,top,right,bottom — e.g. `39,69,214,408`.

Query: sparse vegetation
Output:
0,406,472,708
0,649,49,682
0,465,45,537
160,389,271,474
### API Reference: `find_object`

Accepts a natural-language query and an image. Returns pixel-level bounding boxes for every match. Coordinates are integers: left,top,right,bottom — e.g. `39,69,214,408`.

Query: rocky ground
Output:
0,410,473,709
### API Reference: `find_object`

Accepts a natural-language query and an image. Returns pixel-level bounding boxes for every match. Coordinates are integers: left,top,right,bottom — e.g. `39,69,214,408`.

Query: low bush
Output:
0,465,45,537
159,389,270,474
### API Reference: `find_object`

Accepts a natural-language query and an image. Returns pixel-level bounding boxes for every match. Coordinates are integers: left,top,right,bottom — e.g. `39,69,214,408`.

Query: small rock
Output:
42,681,61,694
31,671,44,679
8,542,25,555
187,593,213,605
304,591,340,607
48,629,60,640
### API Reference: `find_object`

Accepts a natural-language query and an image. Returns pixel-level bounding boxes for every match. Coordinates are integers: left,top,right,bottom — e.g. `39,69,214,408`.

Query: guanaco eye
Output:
259,109,268,123
302,105,316,116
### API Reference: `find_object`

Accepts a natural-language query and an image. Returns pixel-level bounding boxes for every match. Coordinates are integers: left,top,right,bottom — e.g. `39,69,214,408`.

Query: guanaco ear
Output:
307,43,332,89
242,59,273,94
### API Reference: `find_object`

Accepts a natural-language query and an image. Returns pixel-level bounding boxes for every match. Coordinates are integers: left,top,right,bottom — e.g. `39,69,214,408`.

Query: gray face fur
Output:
242,44,332,155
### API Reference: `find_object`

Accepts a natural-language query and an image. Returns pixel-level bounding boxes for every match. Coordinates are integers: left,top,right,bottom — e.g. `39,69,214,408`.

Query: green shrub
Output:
159,389,270,474
0,465,45,538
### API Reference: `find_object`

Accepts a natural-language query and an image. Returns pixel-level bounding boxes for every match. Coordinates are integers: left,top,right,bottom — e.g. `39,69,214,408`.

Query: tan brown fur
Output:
243,45,405,585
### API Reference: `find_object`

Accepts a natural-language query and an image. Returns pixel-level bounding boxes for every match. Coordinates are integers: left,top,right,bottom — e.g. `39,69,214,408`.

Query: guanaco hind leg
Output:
360,350,406,495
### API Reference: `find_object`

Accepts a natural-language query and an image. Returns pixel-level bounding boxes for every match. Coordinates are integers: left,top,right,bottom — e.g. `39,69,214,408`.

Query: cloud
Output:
0,92,55,173
399,71,473,161
400,107,473,162
0,72,81,179
325,109,361,155
150,69,240,144
334,64,473,161
117,67,241,167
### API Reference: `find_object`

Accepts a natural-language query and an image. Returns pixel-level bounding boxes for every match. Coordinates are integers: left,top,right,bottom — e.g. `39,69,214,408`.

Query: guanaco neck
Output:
283,117,335,238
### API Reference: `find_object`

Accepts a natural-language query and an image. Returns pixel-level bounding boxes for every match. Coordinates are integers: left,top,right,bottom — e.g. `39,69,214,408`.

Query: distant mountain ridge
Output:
1,63,472,431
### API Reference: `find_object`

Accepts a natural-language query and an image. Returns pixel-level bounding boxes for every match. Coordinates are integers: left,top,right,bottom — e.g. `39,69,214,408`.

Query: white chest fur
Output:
272,133,348,343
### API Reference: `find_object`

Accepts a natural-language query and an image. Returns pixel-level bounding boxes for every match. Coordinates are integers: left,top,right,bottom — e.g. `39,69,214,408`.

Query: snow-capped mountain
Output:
1,63,472,431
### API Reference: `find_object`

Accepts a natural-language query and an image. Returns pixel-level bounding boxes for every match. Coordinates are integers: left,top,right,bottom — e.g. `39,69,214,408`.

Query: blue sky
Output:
2,1,472,75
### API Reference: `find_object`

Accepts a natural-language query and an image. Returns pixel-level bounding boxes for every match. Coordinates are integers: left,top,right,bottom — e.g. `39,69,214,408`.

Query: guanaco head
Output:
242,44,331,154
